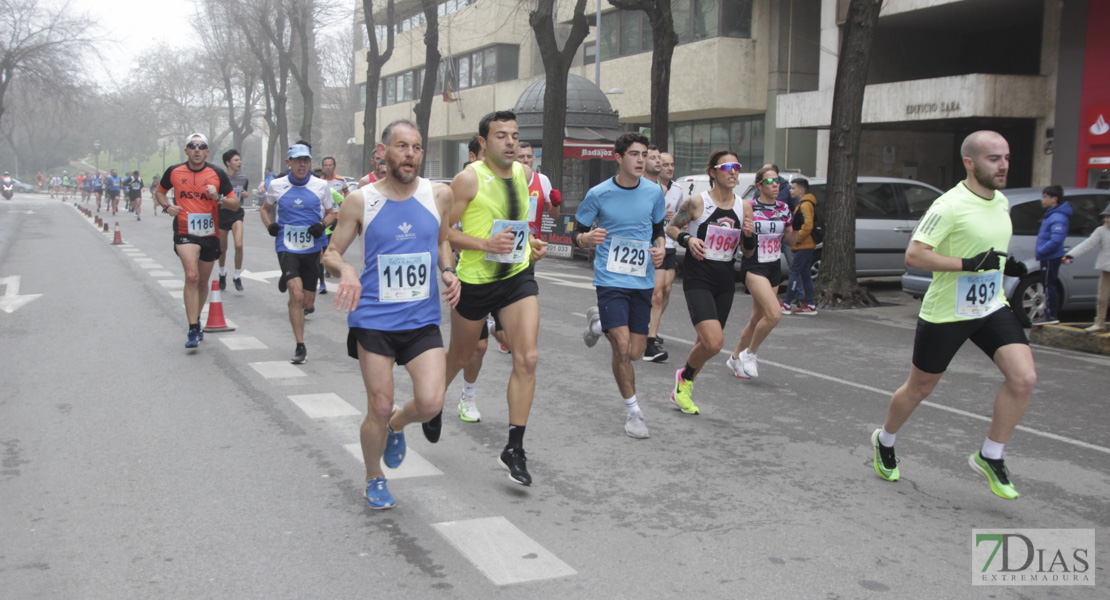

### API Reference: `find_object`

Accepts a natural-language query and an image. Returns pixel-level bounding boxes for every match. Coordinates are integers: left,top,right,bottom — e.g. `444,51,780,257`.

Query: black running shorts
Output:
743,262,782,288
173,234,221,262
661,248,678,271
277,250,321,293
684,286,735,327
348,324,444,365
218,207,245,230
911,308,1029,374
455,265,539,322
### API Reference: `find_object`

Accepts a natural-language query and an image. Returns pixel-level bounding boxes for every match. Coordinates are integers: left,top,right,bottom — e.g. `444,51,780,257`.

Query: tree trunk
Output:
815,0,882,309
413,0,440,176
609,0,676,149
361,0,395,175
529,0,590,192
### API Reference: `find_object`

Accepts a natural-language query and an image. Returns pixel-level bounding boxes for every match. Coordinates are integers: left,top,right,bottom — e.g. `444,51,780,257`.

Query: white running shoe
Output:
583,306,601,347
624,411,649,439
725,354,750,379
740,349,758,378
459,393,481,422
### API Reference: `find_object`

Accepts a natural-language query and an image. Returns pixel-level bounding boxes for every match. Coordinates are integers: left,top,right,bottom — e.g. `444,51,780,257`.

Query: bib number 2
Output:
485,220,528,264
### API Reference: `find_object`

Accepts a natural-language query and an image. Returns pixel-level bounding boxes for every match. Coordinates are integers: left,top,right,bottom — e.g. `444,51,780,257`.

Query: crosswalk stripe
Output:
249,361,306,379
343,443,444,479
288,393,360,419
434,516,576,585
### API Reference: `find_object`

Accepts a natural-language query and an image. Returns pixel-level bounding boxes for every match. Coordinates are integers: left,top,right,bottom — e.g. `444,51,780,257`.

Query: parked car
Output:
674,176,943,279
10,178,34,193
901,187,1110,326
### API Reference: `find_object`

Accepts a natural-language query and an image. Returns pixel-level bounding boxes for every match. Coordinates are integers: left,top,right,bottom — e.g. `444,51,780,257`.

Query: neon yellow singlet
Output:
457,161,532,284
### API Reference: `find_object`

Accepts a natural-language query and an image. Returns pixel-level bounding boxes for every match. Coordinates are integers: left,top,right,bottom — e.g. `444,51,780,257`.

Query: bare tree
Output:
361,0,395,174
608,0,676,149
412,0,440,176
529,0,590,191
0,74,87,174
239,0,293,170
194,1,260,151
0,0,101,129
317,27,357,169
816,0,882,308
135,44,224,143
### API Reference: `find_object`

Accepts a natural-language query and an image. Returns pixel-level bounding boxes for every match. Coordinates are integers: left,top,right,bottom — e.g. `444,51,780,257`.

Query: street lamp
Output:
94,140,100,173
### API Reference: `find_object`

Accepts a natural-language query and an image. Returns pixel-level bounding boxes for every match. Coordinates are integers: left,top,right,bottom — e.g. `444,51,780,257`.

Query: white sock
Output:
878,427,896,447
462,380,476,397
590,320,603,335
219,267,227,276
235,269,243,279
624,395,640,415
980,437,1005,460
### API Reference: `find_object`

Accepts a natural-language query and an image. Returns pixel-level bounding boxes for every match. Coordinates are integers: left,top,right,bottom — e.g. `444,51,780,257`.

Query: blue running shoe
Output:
197,328,204,342
365,477,395,510
383,408,406,468
185,329,199,348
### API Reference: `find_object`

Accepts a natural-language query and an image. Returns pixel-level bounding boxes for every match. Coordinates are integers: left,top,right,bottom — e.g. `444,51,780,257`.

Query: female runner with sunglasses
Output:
726,166,797,378
666,150,754,415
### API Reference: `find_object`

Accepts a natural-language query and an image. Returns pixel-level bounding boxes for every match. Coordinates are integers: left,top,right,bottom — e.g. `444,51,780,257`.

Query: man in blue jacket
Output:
1034,185,1071,325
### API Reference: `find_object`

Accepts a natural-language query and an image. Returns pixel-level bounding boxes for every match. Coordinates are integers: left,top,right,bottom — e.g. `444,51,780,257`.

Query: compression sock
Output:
507,424,526,449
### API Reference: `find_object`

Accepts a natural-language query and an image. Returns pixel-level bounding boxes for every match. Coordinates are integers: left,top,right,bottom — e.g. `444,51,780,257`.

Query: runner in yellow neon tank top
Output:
431,111,548,486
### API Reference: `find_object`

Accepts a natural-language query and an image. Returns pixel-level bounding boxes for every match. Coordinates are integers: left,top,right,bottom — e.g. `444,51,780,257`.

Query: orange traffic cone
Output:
203,279,236,332
111,222,123,245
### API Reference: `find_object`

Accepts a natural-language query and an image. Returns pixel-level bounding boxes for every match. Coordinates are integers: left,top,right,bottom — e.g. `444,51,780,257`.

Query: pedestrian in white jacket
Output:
1064,205,1110,333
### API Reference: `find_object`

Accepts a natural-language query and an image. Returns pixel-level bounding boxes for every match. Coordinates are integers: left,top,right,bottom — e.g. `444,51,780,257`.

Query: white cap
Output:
185,132,209,146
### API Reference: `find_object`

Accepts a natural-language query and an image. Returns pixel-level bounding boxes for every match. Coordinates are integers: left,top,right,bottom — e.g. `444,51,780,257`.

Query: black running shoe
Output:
291,343,307,364
219,273,226,291
304,306,315,315
422,410,442,443
233,277,243,292
278,273,289,293
642,343,669,363
656,335,664,346
499,447,532,486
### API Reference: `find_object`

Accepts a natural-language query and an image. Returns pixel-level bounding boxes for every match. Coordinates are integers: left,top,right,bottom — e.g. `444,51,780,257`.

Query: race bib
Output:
955,271,1004,318
606,237,650,277
485,220,528,264
234,186,243,200
704,225,741,262
283,225,313,251
187,212,215,237
131,182,141,190
377,253,432,303
757,234,782,263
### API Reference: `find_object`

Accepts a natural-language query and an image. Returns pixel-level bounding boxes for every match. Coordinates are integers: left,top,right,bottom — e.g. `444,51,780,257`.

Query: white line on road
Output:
434,517,576,586
168,290,183,300
660,334,1110,455
288,393,360,419
219,336,268,351
158,280,185,289
148,270,174,278
343,443,444,479
249,361,306,379
138,263,166,270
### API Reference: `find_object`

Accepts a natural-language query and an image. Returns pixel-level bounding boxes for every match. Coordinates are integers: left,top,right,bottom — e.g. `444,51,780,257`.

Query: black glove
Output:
308,222,325,238
742,232,757,251
962,248,1006,272
1004,256,1028,277
268,223,280,237
791,210,805,230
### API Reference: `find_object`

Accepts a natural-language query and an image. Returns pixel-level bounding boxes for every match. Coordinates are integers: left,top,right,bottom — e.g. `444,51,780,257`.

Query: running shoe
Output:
459,393,481,422
803,304,818,315
870,429,899,481
291,343,307,364
219,273,226,291
365,477,395,510
794,305,815,315
185,329,199,348
669,368,699,415
625,411,649,439
739,349,758,378
136,215,141,221
1033,317,1060,326
499,447,532,485
422,410,442,443
278,273,289,293
233,278,243,292
780,301,793,315
583,306,601,347
642,342,668,363
197,328,204,342
304,306,315,315
498,343,510,354
318,282,328,295
969,452,1019,499
725,354,750,379
383,407,406,468
656,335,664,346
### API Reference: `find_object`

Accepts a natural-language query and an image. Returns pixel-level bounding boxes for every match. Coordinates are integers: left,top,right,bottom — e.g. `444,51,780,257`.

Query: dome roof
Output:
513,74,620,143
514,74,617,115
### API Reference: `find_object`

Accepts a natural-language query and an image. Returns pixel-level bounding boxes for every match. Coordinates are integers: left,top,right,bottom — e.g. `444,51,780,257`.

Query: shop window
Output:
721,0,753,38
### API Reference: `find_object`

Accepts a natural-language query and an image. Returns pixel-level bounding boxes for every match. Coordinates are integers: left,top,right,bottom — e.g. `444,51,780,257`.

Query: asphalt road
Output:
2,192,1107,599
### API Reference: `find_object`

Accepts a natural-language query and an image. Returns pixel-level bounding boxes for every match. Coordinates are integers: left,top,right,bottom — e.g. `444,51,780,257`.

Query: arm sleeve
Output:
216,166,235,199
912,200,955,249
263,181,279,208
158,167,173,194
539,174,552,201
1067,230,1100,258
575,189,599,229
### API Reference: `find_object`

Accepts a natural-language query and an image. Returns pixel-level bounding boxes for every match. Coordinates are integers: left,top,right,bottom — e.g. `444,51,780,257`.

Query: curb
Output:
1029,323,1110,356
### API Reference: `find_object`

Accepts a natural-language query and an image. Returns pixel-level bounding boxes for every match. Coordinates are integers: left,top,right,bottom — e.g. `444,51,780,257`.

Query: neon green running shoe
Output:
969,452,1019,499
871,429,900,481
669,368,699,415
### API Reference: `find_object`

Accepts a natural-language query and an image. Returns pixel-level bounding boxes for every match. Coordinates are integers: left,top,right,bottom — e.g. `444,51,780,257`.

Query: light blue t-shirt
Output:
575,176,665,290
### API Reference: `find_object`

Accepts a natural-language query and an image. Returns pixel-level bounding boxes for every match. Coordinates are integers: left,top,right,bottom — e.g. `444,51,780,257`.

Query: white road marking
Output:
239,269,283,283
434,517,576,586
533,272,596,290
343,443,444,479
0,276,42,314
168,290,183,300
661,334,1110,455
148,270,174,277
158,280,185,289
250,361,306,379
288,393,360,419
131,256,153,262
218,336,268,350
138,263,166,270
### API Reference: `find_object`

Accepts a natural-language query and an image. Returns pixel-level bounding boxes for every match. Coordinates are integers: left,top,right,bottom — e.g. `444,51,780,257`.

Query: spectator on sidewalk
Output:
1034,185,1071,325
1063,204,1110,333
782,178,817,315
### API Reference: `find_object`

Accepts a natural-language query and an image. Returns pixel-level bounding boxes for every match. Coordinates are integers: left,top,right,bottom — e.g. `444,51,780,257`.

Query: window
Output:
855,183,900,219
457,55,470,89
673,0,691,44
693,0,717,40
600,11,619,60
902,183,941,219
402,71,413,102
620,10,642,56
470,51,483,87
584,41,596,66
668,115,765,176
483,47,498,85
385,77,396,105
721,0,753,38
1010,202,1042,237
1067,194,1110,236
598,2,752,63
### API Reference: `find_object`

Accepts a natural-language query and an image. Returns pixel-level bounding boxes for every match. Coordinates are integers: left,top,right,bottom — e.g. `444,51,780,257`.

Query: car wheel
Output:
810,250,822,280
1011,274,1047,327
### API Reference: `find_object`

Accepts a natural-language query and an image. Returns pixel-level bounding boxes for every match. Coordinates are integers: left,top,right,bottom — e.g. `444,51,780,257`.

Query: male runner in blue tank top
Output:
323,120,459,510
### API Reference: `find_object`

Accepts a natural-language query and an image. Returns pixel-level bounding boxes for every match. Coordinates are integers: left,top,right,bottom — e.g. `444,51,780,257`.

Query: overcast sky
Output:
74,0,197,82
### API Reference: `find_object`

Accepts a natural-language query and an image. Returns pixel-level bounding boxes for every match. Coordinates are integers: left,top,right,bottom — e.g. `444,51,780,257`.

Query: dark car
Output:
901,187,1110,326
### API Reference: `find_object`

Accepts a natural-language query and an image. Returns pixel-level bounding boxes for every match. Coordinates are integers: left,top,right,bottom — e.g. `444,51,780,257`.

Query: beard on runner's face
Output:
388,153,419,184
973,160,1007,190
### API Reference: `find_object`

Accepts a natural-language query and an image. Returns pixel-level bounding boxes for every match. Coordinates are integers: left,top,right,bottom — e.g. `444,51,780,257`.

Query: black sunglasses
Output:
186,143,208,150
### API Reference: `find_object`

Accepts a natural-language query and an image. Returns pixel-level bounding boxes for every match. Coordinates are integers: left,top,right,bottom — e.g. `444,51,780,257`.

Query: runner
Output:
516,142,561,236
61,172,71,201
323,119,459,510
35,172,43,192
122,171,134,212
77,172,88,203
260,143,335,364
574,132,666,438
870,130,1035,500
106,169,122,215
81,173,93,204
93,172,104,211
152,133,239,348
727,166,798,379
666,150,754,415
319,158,347,292
644,151,684,361
49,174,60,199
128,171,144,220
437,110,548,485
218,150,249,292
149,176,159,216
